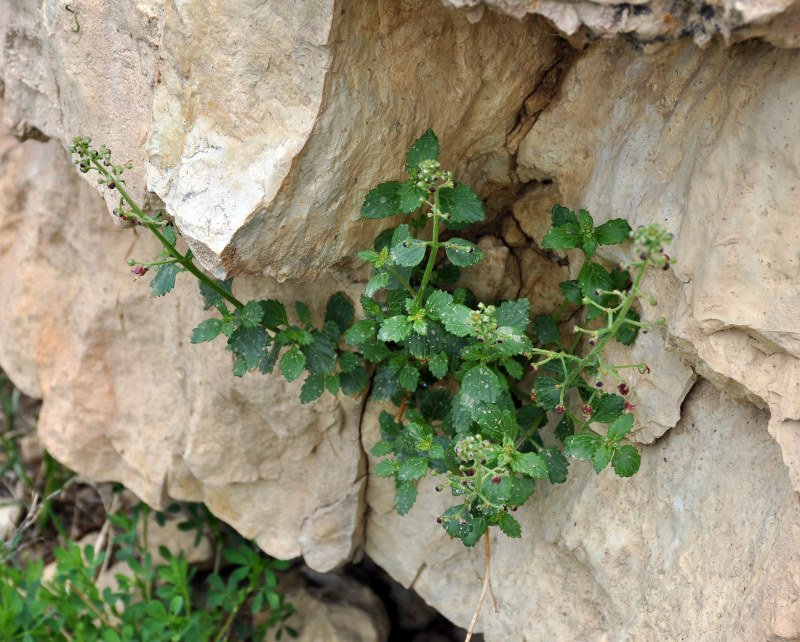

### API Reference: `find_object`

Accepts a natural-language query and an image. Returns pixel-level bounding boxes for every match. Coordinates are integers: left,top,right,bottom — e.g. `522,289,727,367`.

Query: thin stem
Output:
465,532,495,642
65,580,121,635
416,191,442,304
386,266,417,298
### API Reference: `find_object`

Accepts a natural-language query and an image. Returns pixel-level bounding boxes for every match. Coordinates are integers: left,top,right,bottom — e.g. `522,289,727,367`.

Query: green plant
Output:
70,132,672,634
1,498,296,641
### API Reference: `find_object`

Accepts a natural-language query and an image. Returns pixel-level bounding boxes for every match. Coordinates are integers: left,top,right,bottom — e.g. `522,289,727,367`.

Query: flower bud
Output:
555,405,565,415
492,476,501,484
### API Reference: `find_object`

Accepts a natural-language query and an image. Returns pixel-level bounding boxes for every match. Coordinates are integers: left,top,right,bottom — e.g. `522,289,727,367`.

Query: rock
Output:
367,381,800,640
458,236,521,303
511,182,564,249
499,216,528,248
0,504,22,542
0,112,366,572
517,37,800,491
142,511,214,568
516,248,570,318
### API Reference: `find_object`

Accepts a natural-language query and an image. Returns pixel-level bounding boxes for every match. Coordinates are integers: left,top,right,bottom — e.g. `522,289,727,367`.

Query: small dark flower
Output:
555,405,565,415
492,476,502,484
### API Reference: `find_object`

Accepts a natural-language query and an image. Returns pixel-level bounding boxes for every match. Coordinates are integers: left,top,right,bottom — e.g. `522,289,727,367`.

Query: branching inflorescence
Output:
71,132,673,547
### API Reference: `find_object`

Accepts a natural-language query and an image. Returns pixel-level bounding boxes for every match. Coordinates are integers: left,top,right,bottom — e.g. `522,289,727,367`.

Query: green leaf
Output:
578,260,612,298
510,451,549,479
607,413,635,443
590,394,626,424
300,374,325,403
509,477,536,506
542,446,569,484
344,319,377,345
259,343,282,374
429,351,448,379
533,315,562,348
227,325,271,371
436,263,460,284
501,358,523,379
365,272,391,297
462,516,488,547
441,506,472,538
371,363,402,402
191,318,223,344
324,292,354,334
301,332,338,375
439,304,473,337
444,238,483,267
358,249,381,264
295,301,312,325
340,365,368,395
338,351,360,373
554,414,574,443
378,315,412,342
495,299,530,332
616,309,640,346
481,474,512,506
563,432,603,459
461,365,501,404
595,218,632,246
551,204,578,227
239,300,264,328
533,376,561,411
405,129,440,173
559,280,583,305
362,181,403,219
593,445,613,473
438,184,485,225
424,289,453,318
150,262,179,297
541,225,581,252
395,481,418,515
399,366,420,392
391,237,428,267
498,513,522,538
280,346,306,382
326,373,340,394
397,457,429,482
260,299,288,330
374,459,400,478
397,181,427,212
611,445,641,477
199,278,233,310
371,440,393,457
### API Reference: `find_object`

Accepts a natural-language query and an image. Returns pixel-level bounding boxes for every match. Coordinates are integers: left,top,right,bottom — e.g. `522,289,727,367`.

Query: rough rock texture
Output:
517,37,800,493
0,120,366,572
366,381,800,640
442,0,800,48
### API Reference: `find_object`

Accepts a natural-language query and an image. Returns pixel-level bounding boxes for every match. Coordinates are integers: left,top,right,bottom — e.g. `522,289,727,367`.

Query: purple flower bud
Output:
555,405,565,415
107,181,116,190
492,476,502,484
436,517,443,524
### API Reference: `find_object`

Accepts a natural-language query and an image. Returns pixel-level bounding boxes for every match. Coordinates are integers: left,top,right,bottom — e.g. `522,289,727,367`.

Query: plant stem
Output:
416,191,442,303
465,532,497,642
65,580,122,635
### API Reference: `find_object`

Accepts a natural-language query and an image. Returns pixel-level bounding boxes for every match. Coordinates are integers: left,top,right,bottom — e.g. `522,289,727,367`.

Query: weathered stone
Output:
516,247,570,318
517,37,800,491
367,381,800,640
458,236,521,303
499,215,528,248
0,119,366,572
511,182,564,250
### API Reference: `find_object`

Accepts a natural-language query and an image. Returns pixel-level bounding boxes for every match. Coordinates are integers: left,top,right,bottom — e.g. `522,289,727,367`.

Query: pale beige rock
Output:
499,215,528,248
142,512,214,568
512,182,564,250
0,504,22,542
516,247,571,318
517,37,800,491
458,236,521,303
0,124,366,573
367,381,800,640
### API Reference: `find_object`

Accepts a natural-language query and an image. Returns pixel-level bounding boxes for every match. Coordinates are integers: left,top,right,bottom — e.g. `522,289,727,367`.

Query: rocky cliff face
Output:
2,0,800,638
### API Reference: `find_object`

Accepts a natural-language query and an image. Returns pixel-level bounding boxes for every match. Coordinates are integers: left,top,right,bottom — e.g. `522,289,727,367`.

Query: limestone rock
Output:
0,120,365,572
516,247,570,318
458,236,521,303
517,37,800,491
367,381,800,640
0,504,22,542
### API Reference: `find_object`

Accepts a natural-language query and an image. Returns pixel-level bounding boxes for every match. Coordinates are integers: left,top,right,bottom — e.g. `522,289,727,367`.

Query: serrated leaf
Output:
498,513,522,538
398,181,427,212
150,262,179,297
508,477,536,506
541,224,582,252
371,363,402,402
324,292,354,334
360,339,391,363
397,457,429,482
260,299,288,330
534,315,562,348
341,365,368,395
542,446,569,483
326,373,340,394
462,516,488,547
595,218,632,246
494,327,533,357
533,376,561,411
338,351,360,373
399,365,420,392
444,238,483,267
559,280,583,305
578,260,612,298
191,318,223,344
424,289,453,318
300,374,325,404
593,445,613,473
481,475,512,506
378,315,412,342
301,332,337,375
607,413,635,443
239,300,264,328
395,481,418,515
439,304,473,337
429,351,448,379
554,414,574,443
371,440,394,457
590,394,626,424
501,358,523,380
365,272,391,297
374,459,400,478
616,309,640,346
437,184,485,225
362,181,403,219
227,325,271,371
441,506,472,538
510,451,549,479
563,433,603,459
405,129,440,175
551,204,578,227
280,346,306,382
611,445,641,477
357,249,381,263
295,301,312,326
495,299,530,332
344,319,377,345
259,343,282,374
391,237,428,267
461,365,501,404
199,278,234,310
